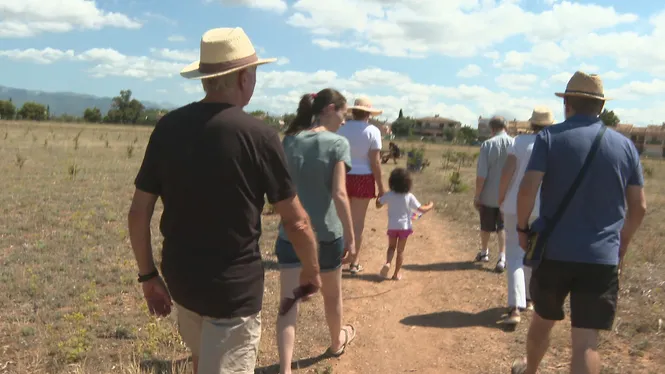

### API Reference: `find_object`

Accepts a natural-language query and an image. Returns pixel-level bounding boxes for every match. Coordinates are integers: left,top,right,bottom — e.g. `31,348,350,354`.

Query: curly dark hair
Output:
388,168,412,194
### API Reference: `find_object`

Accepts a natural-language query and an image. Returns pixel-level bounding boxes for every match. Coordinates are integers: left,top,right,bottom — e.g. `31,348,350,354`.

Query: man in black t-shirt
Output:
127,28,321,374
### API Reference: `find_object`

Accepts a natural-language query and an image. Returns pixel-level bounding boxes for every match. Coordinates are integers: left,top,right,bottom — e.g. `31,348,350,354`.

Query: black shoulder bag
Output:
523,124,607,268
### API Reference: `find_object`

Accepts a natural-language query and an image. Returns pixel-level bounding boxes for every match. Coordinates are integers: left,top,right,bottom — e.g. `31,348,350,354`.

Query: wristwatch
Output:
516,225,530,234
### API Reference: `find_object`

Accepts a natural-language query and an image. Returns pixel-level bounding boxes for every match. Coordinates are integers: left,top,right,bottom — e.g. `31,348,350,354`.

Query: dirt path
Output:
329,205,517,374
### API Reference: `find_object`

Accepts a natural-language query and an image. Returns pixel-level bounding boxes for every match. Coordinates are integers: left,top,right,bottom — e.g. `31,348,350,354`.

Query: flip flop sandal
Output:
349,264,364,274
326,324,357,357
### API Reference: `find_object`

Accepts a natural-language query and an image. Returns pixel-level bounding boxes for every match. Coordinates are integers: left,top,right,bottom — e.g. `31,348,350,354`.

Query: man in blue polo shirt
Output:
512,71,647,374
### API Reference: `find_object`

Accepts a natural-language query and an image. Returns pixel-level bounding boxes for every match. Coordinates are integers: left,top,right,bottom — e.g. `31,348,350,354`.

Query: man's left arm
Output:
474,143,489,208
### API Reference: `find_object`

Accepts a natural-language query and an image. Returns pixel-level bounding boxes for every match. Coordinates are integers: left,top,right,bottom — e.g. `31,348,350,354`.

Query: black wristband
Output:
138,269,159,283
516,225,530,234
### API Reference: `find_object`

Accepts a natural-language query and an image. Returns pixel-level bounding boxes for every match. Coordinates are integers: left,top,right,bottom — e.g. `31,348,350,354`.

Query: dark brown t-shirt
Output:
134,102,295,318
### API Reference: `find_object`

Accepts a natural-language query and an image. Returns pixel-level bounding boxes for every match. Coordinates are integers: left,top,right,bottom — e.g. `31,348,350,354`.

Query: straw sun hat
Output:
528,106,555,126
180,27,276,80
347,97,383,116
555,71,612,101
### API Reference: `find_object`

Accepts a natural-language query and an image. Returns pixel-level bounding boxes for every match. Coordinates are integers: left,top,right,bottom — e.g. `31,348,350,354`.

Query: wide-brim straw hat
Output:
555,71,612,100
180,27,276,80
347,97,383,116
528,106,555,126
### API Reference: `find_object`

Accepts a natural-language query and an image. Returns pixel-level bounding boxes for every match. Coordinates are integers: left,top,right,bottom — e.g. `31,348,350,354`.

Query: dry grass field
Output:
1,120,663,373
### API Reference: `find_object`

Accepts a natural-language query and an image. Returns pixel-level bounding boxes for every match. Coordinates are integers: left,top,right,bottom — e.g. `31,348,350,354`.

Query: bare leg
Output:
571,328,601,374
349,198,371,269
497,229,506,261
321,268,345,352
480,231,491,251
524,313,556,374
276,268,300,374
385,236,398,264
392,237,408,280
381,236,398,278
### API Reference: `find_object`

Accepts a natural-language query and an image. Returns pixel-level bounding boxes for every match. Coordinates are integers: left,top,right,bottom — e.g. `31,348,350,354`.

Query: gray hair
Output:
201,72,240,93
488,116,507,131
200,66,257,94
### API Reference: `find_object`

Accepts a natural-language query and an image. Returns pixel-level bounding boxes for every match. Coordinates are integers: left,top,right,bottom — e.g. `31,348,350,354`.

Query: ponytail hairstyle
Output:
284,88,347,135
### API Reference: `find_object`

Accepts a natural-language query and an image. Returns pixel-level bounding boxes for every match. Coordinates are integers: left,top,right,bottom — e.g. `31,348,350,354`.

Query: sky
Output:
1,0,665,126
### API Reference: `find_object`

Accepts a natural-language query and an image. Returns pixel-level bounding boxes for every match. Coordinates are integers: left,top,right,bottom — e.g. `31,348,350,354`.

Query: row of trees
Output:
0,90,166,125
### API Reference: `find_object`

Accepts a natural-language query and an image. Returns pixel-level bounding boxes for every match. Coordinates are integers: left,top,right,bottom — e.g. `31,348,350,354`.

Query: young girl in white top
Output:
376,168,434,280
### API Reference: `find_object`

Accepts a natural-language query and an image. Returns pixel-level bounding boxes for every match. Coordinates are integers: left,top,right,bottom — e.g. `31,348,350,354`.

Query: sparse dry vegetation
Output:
1,122,663,373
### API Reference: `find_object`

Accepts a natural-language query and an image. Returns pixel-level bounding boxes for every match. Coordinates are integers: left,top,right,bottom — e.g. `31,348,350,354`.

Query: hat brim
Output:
180,57,277,80
347,106,383,116
555,92,612,101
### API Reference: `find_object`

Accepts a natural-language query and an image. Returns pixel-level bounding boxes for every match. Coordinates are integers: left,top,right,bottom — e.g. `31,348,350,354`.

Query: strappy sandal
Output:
326,325,357,357
349,264,364,274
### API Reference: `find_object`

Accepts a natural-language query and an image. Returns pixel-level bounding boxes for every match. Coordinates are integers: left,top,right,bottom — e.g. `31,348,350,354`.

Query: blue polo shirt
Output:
526,115,644,266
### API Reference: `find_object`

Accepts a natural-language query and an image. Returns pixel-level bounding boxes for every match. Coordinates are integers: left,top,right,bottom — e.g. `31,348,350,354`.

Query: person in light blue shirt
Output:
474,116,514,272
512,71,647,374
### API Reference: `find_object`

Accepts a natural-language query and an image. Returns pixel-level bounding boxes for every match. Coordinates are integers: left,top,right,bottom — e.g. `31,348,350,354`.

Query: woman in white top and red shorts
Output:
337,97,385,274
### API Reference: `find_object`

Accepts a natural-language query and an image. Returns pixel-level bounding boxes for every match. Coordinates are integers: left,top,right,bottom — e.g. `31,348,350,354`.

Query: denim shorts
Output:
275,237,344,273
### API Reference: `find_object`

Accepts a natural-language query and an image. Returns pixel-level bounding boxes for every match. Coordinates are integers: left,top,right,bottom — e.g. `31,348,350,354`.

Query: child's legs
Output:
386,234,398,264
393,235,409,277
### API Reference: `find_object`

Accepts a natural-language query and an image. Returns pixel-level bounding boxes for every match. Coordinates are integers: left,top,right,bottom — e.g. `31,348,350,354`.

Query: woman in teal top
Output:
275,88,357,372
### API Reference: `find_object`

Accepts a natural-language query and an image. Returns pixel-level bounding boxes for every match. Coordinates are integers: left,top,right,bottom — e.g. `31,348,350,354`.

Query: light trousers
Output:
503,213,536,309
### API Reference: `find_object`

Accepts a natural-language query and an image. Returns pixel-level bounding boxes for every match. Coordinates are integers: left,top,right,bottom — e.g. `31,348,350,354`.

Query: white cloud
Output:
497,42,570,71
276,57,290,65
167,35,186,42
143,12,177,26
579,63,600,72
151,48,198,62
484,51,500,60
214,0,287,13
457,64,482,78
495,74,539,91
606,79,665,100
0,47,182,80
549,72,572,85
0,48,75,64
312,38,343,49
251,67,563,125
614,106,665,126
561,10,665,76
287,0,637,58
0,0,141,38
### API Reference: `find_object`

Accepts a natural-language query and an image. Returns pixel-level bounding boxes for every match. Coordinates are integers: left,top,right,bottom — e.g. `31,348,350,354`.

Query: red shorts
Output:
346,174,376,199
387,229,413,239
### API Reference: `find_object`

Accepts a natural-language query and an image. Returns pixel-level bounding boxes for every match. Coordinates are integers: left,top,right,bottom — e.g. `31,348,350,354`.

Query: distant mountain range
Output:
0,85,175,117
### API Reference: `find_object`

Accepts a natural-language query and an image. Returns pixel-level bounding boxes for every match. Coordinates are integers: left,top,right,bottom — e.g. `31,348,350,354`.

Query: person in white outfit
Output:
498,106,555,324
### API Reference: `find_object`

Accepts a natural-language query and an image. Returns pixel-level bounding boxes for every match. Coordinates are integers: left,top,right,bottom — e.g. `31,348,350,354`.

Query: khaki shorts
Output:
176,303,261,374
